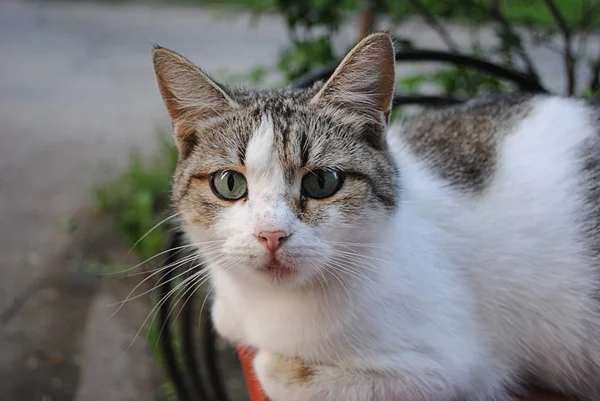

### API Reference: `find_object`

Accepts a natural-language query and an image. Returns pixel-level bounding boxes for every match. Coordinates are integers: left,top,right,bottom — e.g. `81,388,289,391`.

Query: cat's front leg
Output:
253,350,506,401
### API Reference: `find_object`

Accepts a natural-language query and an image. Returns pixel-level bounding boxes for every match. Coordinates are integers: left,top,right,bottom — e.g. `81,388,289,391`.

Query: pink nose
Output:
257,230,289,252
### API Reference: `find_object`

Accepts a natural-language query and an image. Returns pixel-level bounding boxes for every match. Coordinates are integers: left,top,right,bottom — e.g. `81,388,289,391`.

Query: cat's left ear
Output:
310,32,396,125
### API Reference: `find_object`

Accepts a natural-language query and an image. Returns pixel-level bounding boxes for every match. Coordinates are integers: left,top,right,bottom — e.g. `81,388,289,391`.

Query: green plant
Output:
239,0,600,96
271,0,359,81
398,66,510,98
277,35,337,82
95,132,177,261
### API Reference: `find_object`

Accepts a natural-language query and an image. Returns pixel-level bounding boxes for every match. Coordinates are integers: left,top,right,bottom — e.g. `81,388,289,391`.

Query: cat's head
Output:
153,33,399,288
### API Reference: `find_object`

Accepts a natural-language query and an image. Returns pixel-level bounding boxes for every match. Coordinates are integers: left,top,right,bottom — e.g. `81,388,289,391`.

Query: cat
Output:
152,32,600,401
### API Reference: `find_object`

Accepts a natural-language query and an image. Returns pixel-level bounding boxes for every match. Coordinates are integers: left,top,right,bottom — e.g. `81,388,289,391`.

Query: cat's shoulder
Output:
392,93,599,193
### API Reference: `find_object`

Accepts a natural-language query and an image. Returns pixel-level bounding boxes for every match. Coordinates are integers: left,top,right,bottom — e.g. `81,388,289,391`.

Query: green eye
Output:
211,170,247,200
301,170,344,199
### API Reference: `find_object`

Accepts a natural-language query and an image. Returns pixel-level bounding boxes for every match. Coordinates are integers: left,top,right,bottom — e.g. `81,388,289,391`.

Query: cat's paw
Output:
253,350,325,401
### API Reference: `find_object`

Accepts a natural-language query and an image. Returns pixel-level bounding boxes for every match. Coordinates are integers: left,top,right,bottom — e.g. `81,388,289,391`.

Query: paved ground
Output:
0,0,598,400
0,209,164,401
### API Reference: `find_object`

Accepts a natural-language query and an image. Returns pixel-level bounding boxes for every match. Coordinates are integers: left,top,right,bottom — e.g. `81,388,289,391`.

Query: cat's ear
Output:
310,32,396,124
152,45,237,122
152,46,237,157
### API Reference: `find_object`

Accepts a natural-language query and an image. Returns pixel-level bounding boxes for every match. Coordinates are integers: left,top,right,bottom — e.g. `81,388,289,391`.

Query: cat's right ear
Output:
152,46,236,121
152,46,237,154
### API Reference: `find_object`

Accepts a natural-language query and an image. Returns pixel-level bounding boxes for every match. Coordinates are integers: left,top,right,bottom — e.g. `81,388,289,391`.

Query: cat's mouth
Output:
260,257,296,279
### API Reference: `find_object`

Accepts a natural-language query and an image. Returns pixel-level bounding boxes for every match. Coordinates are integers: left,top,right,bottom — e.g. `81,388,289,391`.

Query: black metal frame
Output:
157,44,549,401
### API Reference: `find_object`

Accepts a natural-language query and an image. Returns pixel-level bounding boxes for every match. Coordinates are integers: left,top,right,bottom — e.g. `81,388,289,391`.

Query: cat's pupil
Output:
317,172,325,189
227,173,235,191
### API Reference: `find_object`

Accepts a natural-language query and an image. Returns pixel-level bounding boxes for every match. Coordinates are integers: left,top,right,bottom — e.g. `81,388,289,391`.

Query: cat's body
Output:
153,33,600,401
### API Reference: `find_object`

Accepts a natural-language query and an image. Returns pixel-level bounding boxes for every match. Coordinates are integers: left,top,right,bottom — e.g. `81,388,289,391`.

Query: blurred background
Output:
0,0,598,400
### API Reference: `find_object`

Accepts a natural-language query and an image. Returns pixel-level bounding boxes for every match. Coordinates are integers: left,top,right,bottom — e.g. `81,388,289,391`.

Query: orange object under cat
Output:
238,346,269,401
236,346,575,401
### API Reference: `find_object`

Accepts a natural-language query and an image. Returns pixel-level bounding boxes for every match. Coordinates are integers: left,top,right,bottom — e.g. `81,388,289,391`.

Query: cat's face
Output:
153,33,398,288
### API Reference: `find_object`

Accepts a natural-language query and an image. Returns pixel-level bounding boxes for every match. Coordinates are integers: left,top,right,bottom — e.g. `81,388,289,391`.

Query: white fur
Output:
187,96,600,401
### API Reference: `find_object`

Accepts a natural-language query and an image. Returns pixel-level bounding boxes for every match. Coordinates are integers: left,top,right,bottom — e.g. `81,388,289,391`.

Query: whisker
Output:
326,258,371,281
327,268,352,299
310,259,352,299
102,243,197,277
150,260,231,356
119,263,210,309
123,211,182,260
327,250,387,275
109,245,232,310
105,253,201,316
125,260,211,353
199,283,214,322
330,249,389,265
329,252,384,274
328,241,388,249
157,267,213,351
326,260,377,285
